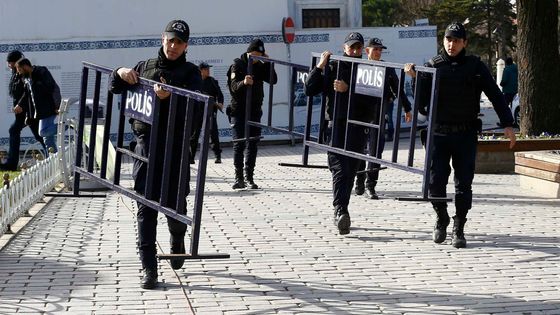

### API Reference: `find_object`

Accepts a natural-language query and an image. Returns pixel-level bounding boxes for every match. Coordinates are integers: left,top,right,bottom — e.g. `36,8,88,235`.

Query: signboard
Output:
354,64,385,97
124,84,155,124
282,17,295,44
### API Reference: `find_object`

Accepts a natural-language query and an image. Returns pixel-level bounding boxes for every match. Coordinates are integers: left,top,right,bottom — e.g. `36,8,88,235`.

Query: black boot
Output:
433,207,450,243
333,206,351,235
141,268,158,289
245,168,259,189
170,236,185,270
451,216,467,248
232,168,246,189
215,153,222,164
367,186,379,200
354,179,365,196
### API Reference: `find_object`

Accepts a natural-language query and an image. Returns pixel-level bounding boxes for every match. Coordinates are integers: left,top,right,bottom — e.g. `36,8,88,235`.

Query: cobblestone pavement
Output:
1,141,559,314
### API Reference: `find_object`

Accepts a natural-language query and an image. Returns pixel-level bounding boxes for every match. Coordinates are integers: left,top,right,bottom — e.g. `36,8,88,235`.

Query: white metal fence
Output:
0,98,77,236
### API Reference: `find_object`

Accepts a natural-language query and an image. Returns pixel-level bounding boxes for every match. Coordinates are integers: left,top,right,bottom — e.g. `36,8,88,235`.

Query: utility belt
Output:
435,119,481,134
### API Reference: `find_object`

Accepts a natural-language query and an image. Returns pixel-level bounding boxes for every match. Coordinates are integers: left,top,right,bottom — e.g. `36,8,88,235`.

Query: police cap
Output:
445,22,467,39
164,19,190,43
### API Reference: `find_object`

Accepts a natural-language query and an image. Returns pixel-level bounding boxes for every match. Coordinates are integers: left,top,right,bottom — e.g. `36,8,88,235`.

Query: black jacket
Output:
201,76,224,113
9,70,30,113
109,47,202,133
304,55,374,123
417,49,513,126
227,53,277,116
22,66,58,120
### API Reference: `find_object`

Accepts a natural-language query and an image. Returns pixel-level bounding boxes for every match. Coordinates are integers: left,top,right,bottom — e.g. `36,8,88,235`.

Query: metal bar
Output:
113,93,127,185
288,66,296,138
392,69,406,163
244,58,254,146
421,70,441,199
72,66,89,195
407,74,422,167
267,63,275,127
144,97,161,200
100,87,113,179
176,97,195,216
87,71,102,173
306,141,424,175
278,162,328,169
160,94,178,207
115,147,148,163
157,253,230,260
190,97,213,256
75,168,193,225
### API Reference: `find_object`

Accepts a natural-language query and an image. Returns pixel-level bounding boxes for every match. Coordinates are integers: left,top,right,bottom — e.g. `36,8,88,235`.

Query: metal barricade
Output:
241,55,327,169
303,53,446,201
69,62,229,260
244,53,446,201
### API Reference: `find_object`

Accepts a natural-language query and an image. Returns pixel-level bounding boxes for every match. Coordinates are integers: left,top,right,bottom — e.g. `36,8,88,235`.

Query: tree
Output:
422,0,516,69
517,0,560,135
362,0,401,27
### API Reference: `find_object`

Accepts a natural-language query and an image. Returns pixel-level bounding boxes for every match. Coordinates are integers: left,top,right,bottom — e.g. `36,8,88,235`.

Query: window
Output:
302,9,340,28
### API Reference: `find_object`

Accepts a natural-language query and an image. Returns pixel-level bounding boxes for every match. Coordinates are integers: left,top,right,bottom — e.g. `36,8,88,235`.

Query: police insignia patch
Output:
231,72,236,79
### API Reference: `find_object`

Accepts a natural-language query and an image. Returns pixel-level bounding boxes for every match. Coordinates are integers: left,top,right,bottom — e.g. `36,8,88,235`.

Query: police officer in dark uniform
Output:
405,22,516,248
227,39,277,189
354,37,413,200
109,19,202,289
304,32,375,235
0,50,46,171
190,62,224,164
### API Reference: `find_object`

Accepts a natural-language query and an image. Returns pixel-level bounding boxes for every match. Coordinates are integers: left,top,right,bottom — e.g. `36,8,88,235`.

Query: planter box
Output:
515,152,560,198
475,139,560,174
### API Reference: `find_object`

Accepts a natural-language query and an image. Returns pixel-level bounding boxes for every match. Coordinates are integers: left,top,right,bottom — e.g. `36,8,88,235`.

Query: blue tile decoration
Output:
398,29,437,39
0,34,329,53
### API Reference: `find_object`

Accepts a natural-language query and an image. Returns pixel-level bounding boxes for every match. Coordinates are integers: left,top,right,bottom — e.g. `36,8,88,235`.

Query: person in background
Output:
15,58,59,154
500,57,518,109
0,51,46,171
190,62,224,164
226,39,277,189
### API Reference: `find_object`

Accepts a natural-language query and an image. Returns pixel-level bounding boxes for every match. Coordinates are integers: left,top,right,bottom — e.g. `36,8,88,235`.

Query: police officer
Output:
304,32,374,235
190,62,224,164
227,38,277,189
0,50,46,171
404,22,516,248
109,19,202,289
354,37,413,199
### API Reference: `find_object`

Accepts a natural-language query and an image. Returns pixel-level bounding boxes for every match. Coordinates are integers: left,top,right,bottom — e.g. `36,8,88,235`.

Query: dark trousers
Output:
190,112,222,159
429,130,478,218
6,113,45,167
504,93,516,108
356,127,385,189
326,121,368,210
132,131,188,270
231,111,262,171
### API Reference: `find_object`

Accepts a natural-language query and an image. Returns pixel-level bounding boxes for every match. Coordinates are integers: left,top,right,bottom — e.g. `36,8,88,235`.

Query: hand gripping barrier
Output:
67,62,229,260
246,53,448,201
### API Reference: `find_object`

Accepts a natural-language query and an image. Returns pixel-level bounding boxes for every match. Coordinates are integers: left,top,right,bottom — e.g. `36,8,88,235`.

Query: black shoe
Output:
170,238,185,270
215,156,222,164
355,182,365,196
333,208,351,235
246,179,259,189
190,159,195,164
141,268,158,289
232,179,246,189
451,216,467,248
366,187,379,200
433,214,450,244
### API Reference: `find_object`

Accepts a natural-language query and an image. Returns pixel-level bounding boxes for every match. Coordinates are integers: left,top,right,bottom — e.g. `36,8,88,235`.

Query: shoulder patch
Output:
429,55,445,67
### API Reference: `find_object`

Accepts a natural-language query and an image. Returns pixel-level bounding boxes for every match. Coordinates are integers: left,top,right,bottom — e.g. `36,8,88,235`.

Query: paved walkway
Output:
1,141,559,314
